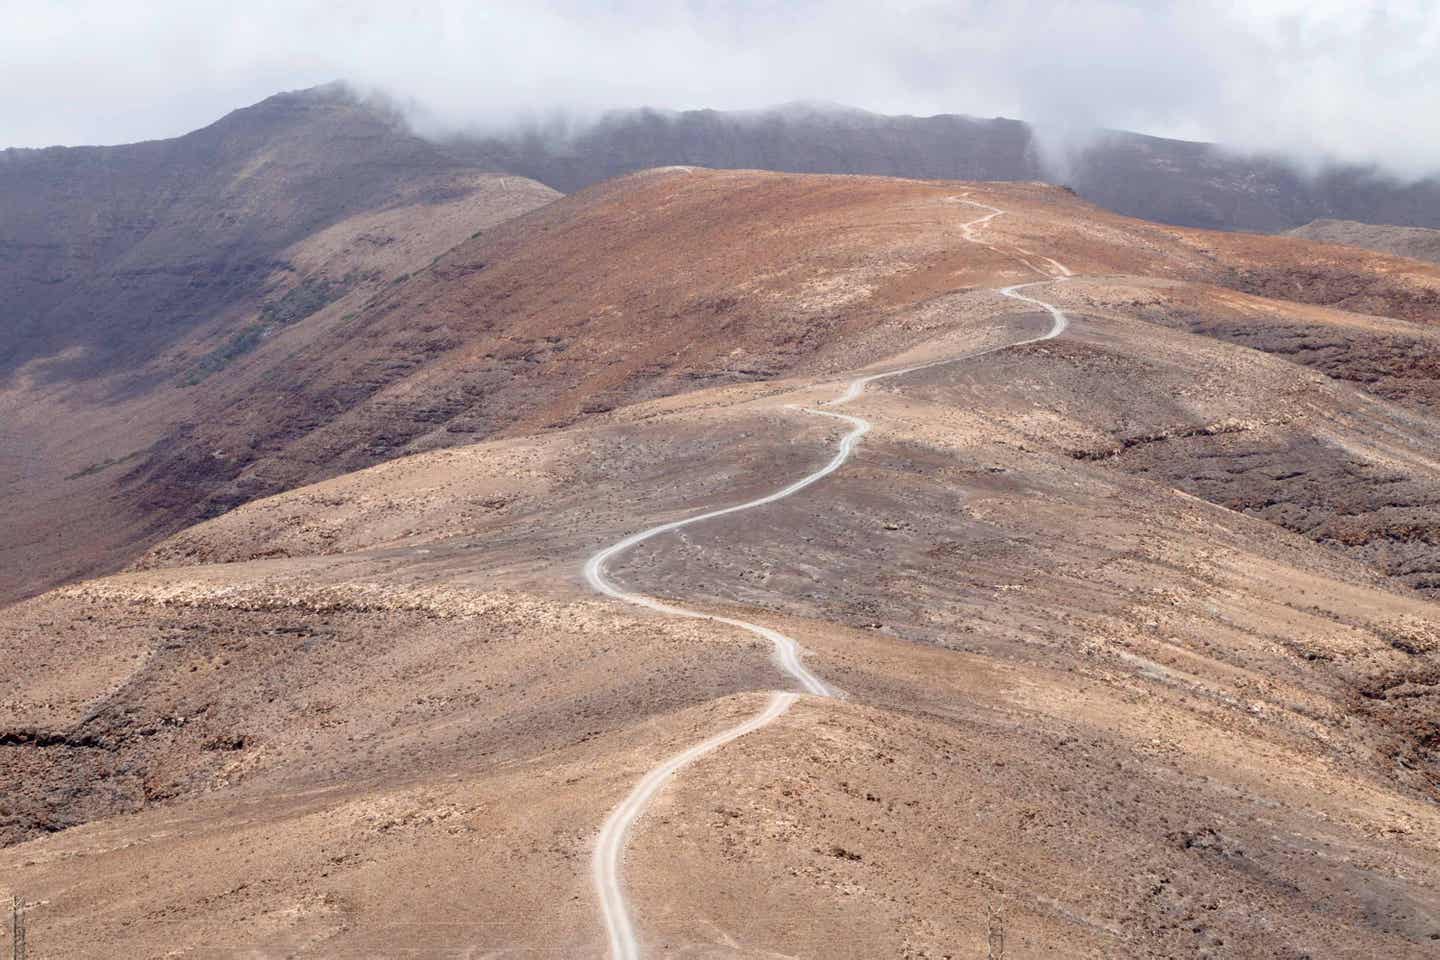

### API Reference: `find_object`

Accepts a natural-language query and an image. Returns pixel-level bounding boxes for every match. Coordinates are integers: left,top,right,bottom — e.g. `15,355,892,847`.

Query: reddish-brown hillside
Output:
10,162,1440,610
4,169,1440,957
127,167,1440,545
0,87,558,603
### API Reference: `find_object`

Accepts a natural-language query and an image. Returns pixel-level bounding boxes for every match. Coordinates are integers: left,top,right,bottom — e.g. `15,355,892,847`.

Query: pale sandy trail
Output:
588,690,797,960
586,200,1071,960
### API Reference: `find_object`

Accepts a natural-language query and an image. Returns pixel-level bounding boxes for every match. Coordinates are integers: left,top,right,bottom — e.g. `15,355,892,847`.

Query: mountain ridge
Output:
5,168,1440,957
6,84,1440,608
439,94,1440,232
0,86,559,602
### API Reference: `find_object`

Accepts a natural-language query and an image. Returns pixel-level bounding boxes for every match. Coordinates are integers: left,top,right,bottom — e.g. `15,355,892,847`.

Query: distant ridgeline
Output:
443,101,1440,233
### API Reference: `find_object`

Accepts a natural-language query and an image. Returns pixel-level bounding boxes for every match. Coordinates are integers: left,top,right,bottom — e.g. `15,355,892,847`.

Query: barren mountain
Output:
0,85,559,603
456,101,1440,232
91,169,1440,596
1288,218,1440,265
1,84,499,382
9,88,1440,609
4,169,1439,958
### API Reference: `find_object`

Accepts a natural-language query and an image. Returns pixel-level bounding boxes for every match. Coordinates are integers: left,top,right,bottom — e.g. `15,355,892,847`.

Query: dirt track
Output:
585,197,1073,957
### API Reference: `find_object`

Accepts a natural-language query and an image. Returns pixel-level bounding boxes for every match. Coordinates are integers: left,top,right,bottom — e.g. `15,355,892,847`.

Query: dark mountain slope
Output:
458,103,1042,193
1,84,491,385
454,103,1440,232
0,86,558,602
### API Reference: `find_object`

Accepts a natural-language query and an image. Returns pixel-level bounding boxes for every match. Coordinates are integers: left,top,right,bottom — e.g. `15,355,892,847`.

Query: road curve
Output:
586,200,1072,960
590,690,796,960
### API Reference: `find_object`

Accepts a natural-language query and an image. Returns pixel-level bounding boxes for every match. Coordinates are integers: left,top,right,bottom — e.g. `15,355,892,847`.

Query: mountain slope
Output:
73,169,1440,610
455,102,1440,232
0,86,558,602
4,171,1439,958
121,167,1440,513
2,84,491,381
1288,218,1440,265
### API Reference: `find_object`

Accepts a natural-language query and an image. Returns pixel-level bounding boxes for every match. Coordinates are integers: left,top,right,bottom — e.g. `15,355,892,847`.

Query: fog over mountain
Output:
4,1,1438,181
10,5,1440,957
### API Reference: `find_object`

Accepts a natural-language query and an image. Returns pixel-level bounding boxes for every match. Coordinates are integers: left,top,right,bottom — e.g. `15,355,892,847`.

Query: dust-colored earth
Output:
4,171,1440,958
1288,219,1440,266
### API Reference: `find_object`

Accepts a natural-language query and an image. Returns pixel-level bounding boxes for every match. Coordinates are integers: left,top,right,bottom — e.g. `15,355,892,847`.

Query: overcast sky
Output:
3,1,1437,178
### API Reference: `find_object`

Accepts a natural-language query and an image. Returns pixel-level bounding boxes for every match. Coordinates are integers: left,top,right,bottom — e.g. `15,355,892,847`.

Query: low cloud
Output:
3,1,1437,179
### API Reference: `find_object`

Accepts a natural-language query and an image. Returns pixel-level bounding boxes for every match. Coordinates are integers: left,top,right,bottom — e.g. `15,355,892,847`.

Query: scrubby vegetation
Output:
258,276,350,325
65,448,143,481
180,275,354,386
179,324,269,386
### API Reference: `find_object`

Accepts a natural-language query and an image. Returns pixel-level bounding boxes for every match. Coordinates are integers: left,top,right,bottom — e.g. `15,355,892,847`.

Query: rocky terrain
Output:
3,169,1439,957
0,86,559,602
1289,218,1440,265
9,86,1440,610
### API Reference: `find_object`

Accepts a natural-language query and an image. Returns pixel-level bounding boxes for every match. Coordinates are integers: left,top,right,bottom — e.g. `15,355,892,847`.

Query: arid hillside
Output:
3,170,1439,958
115,170,1440,578
11,87,1440,609
1288,218,1440,265
0,87,559,602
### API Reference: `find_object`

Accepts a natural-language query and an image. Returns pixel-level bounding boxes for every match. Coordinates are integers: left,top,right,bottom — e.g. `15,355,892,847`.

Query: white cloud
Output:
1,0,1436,178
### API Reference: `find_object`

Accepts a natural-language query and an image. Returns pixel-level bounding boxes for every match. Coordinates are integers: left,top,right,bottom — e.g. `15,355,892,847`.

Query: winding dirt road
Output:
585,198,1072,960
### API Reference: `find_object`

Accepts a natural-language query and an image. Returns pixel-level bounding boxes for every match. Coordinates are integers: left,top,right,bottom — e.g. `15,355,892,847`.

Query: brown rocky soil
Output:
4,171,1440,957
1288,219,1440,266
